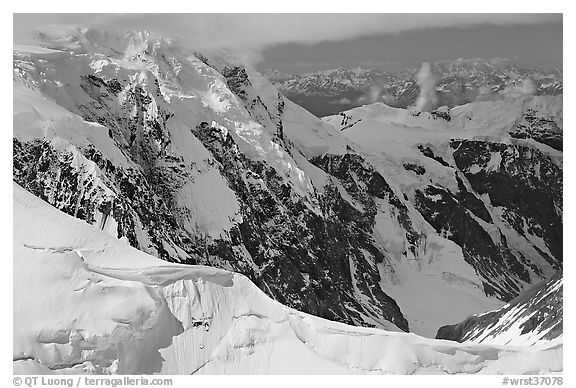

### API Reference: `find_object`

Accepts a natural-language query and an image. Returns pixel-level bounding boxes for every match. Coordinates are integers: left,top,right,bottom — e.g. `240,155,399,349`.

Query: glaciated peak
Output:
36,27,175,58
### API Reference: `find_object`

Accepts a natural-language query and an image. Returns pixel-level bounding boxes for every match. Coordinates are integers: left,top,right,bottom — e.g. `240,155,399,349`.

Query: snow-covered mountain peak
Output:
326,94,562,145
34,27,176,59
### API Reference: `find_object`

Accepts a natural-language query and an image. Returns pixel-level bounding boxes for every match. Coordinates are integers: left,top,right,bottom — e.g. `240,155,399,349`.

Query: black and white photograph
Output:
10,8,566,380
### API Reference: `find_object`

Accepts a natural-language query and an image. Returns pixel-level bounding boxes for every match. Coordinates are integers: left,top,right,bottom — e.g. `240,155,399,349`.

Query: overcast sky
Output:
13,14,562,73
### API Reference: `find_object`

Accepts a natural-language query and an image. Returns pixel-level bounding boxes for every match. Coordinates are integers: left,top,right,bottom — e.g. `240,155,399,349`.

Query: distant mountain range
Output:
263,58,562,116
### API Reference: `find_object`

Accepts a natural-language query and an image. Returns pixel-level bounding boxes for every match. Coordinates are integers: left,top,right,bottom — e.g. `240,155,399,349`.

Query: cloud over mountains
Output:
15,14,561,65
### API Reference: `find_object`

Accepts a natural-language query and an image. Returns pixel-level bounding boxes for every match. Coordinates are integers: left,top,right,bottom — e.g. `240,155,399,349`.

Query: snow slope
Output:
437,273,562,346
323,97,562,159
13,183,563,374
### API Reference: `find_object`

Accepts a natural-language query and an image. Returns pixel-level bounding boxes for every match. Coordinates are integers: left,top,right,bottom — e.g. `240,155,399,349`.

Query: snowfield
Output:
13,183,562,375
323,97,562,162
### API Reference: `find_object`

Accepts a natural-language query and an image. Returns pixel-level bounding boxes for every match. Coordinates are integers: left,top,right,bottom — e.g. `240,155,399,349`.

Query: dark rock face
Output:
311,153,423,256
403,163,426,176
13,138,108,226
436,272,563,343
453,174,492,223
412,140,562,301
337,112,362,131
417,145,450,167
430,109,451,122
193,123,409,330
415,184,526,300
13,138,200,262
510,109,562,151
221,66,285,142
451,140,562,265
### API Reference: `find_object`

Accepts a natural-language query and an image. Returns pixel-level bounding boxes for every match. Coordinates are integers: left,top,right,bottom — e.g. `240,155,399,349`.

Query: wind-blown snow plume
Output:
358,85,383,104
332,85,393,106
413,62,439,112
334,97,352,104
475,85,495,102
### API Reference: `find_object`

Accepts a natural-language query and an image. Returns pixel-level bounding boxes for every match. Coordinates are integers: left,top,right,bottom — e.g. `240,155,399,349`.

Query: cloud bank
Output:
15,13,561,64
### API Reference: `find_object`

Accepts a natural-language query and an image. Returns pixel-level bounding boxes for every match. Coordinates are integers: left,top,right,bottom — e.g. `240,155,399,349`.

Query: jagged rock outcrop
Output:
436,272,562,345
412,140,562,301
